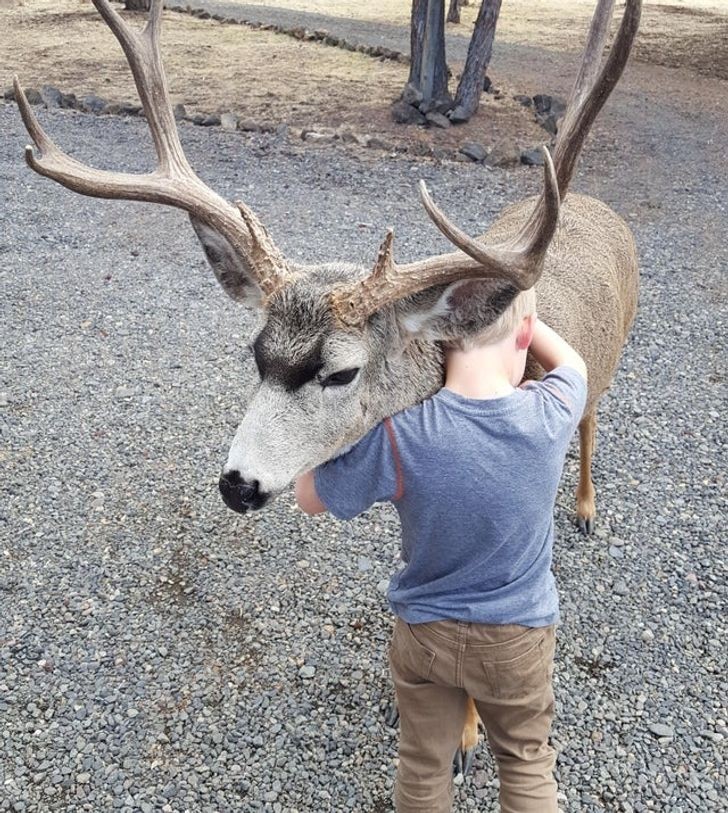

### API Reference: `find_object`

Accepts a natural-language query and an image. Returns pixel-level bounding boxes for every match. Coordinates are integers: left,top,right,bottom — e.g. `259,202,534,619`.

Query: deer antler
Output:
553,0,641,197
329,0,641,329
14,0,292,300
330,148,560,328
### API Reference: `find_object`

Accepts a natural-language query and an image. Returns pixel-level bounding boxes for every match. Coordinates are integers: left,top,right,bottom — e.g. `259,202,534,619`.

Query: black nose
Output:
218,470,268,514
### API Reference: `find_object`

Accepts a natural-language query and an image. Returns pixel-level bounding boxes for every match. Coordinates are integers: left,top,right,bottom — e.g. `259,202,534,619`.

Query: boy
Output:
295,287,587,813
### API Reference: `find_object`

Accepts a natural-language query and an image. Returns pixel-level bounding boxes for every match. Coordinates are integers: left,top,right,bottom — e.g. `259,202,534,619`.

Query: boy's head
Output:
448,287,537,352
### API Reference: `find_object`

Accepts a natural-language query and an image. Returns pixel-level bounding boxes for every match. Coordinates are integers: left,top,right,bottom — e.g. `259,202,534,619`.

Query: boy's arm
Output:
529,318,588,380
295,471,327,516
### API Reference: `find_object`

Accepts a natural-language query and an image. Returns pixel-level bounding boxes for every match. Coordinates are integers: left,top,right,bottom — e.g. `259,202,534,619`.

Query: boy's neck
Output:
444,341,523,400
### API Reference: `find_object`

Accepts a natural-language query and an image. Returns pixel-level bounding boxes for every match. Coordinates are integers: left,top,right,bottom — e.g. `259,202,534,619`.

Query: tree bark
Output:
124,0,150,10
447,0,461,24
406,0,449,105
453,0,502,120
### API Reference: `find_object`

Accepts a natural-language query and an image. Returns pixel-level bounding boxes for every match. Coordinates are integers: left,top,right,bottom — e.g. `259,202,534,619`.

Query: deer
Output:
14,0,641,779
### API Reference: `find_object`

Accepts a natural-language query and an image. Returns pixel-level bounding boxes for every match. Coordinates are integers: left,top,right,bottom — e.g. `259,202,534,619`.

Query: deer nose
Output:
218,470,268,513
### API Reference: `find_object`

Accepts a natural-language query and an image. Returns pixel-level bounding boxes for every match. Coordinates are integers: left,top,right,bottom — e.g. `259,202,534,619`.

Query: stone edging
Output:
167,4,410,64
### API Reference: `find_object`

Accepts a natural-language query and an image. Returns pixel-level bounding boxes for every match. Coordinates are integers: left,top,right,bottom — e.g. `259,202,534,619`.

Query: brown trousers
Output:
389,618,557,813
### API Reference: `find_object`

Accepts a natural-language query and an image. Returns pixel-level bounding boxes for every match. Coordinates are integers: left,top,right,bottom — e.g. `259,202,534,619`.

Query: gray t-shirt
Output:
314,366,587,626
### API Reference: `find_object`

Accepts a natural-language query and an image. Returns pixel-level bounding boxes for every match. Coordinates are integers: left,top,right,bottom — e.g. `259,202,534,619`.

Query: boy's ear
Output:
392,279,520,343
189,216,265,308
516,314,536,350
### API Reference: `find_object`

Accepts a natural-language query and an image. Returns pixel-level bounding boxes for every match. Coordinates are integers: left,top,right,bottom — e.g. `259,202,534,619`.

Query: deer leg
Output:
577,409,597,535
453,696,480,777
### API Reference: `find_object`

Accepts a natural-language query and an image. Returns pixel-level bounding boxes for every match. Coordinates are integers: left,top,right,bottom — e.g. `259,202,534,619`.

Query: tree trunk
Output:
447,0,461,24
406,0,449,105
124,0,150,10
453,0,502,121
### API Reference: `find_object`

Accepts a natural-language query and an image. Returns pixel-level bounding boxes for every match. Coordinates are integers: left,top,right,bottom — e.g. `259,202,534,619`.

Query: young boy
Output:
295,288,587,813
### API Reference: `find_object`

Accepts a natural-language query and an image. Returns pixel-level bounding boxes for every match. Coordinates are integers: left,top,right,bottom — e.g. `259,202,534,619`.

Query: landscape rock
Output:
81,95,107,114
220,112,239,132
514,94,532,107
485,139,521,168
40,86,63,109
173,103,187,121
237,118,260,132
447,104,470,124
391,100,425,125
460,142,488,162
425,111,451,129
401,82,424,107
200,114,221,127
521,147,545,166
23,88,43,105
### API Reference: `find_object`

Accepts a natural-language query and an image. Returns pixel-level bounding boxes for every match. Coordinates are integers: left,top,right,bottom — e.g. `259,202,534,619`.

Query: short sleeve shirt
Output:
314,366,588,626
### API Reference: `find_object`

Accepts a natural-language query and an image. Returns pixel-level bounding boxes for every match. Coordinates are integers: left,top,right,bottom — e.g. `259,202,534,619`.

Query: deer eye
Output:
320,368,360,388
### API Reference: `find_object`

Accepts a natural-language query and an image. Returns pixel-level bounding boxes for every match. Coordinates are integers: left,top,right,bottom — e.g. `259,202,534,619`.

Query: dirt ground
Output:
1,0,727,156
233,0,728,78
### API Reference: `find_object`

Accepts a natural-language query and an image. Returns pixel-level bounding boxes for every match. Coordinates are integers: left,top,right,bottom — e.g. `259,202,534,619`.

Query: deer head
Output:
15,0,640,514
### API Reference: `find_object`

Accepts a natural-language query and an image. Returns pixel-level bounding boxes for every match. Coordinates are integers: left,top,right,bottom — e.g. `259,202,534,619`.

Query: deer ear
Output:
189,216,265,308
393,279,520,342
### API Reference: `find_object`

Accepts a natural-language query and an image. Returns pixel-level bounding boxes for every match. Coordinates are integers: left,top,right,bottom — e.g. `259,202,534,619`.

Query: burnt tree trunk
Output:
453,0,502,121
124,0,150,10
406,0,450,106
447,0,462,24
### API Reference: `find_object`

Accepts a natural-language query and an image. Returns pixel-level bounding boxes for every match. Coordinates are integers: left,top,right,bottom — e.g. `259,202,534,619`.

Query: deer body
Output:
15,0,642,776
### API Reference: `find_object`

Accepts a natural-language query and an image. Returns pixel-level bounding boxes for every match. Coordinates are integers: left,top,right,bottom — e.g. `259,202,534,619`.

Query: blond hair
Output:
450,287,537,351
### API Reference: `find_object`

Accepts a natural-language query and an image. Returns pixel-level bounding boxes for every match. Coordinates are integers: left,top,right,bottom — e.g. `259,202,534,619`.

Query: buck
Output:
15,0,640,776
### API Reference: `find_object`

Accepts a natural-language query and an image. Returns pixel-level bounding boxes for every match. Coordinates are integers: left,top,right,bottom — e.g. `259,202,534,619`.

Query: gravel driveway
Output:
0,39,726,812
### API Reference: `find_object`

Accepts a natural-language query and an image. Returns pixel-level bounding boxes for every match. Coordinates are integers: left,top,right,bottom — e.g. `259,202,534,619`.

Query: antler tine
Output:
553,0,642,196
91,0,191,176
15,0,292,300
329,148,560,328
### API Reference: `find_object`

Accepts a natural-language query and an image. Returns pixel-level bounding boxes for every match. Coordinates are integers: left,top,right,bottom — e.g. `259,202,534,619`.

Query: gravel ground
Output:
0,70,726,813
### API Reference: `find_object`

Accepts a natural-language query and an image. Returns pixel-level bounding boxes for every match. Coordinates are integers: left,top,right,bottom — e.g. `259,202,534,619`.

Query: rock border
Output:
167,4,410,64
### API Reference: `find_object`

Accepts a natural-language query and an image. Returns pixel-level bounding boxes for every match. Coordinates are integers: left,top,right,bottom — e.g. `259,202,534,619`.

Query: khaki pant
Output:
389,618,557,813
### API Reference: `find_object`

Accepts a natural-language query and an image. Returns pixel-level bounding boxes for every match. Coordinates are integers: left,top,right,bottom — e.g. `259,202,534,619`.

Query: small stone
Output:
220,112,238,132
76,773,91,784
608,545,624,559
641,629,655,643
357,556,372,571
173,103,187,121
513,94,532,107
425,111,451,129
460,142,487,162
483,75,493,92
364,135,393,151
613,579,629,596
0,392,8,406
391,100,425,125
377,579,389,594
521,148,545,166
298,665,316,679
301,130,336,144
648,723,674,739
200,114,221,127
114,386,135,399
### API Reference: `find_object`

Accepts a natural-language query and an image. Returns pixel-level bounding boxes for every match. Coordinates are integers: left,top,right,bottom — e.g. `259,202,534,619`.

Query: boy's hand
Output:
295,471,327,515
